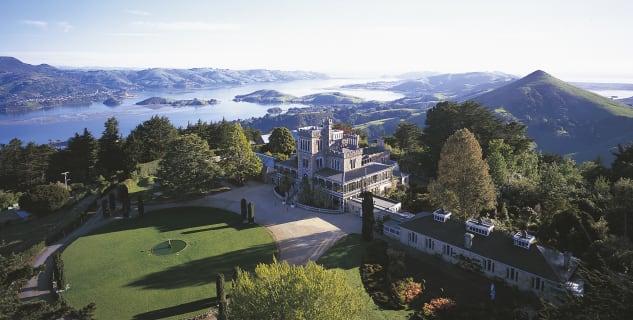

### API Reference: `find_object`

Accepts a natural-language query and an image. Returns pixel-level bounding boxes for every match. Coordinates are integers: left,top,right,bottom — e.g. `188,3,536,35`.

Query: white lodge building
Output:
275,119,398,209
397,209,584,300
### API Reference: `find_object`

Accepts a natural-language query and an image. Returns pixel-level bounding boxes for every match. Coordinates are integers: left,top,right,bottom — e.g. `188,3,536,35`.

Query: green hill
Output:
473,70,633,161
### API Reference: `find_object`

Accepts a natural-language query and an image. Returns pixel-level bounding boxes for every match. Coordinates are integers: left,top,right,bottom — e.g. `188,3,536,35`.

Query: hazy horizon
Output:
1,0,632,83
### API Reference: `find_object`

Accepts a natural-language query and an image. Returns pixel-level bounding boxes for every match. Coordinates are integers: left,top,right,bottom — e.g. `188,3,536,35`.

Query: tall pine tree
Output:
428,128,496,220
97,117,125,179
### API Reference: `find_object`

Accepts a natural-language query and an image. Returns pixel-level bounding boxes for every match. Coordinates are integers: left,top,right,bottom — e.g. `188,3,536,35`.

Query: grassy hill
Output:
473,70,633,161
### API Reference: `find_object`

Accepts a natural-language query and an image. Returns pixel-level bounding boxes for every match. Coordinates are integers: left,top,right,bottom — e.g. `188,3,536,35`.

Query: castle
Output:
275,119,399,210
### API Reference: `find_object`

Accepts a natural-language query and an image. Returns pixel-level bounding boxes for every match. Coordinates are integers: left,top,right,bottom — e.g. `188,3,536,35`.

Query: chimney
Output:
464,233,474,249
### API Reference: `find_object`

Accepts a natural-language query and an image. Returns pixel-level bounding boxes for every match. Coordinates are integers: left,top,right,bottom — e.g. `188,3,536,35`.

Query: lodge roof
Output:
400,213,577,282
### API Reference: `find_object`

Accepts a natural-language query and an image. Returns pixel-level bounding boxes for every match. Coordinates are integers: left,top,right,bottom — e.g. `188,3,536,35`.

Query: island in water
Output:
135,97,219,107
233,89,365,105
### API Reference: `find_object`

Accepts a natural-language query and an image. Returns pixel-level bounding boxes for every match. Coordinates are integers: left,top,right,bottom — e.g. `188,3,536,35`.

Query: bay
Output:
0,78,403,144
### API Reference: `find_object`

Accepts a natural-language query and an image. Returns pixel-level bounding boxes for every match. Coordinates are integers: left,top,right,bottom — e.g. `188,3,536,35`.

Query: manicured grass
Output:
316,234,411,320
61,206,275,320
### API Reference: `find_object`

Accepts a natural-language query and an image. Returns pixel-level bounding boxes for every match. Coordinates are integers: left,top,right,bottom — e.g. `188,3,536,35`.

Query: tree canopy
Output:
157,134,221,193
124,115,178,165
229,260,367,320
428,128,496,219
422,101,532,176
96,117,125,179
267,127,296,158
219,123,262,185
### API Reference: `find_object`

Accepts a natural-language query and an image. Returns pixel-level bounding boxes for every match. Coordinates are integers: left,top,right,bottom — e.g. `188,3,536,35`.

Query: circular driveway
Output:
149,182,362,265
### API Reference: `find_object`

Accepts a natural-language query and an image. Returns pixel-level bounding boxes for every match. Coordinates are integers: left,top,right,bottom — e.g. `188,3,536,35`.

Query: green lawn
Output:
61,206,275,320
316,234,412,320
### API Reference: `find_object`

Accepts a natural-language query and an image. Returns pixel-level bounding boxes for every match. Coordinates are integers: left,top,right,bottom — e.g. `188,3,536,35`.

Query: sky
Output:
1,0,632,82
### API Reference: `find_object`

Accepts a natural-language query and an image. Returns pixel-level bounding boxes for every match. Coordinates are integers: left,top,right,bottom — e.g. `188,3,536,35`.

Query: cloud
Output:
132,21,239,32
104,32,159,38
57,21,73,32
126,10,152,16
22,20,48,28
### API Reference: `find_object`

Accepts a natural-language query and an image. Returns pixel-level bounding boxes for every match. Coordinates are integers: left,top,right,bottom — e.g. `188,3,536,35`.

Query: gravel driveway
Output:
152,182,362,265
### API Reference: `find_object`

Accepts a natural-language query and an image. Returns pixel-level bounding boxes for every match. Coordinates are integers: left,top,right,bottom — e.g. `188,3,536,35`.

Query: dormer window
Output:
513,231,536,249
465,218,494,236
433,208,452,223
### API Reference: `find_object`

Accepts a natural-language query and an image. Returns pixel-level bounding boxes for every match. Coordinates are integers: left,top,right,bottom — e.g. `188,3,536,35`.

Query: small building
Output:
397,209,584,300
346,195,401,220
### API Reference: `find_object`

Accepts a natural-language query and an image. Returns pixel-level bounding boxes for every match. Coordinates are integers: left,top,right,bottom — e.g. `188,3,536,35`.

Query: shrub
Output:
391,277,424,306
19,184,69,214
248,201,255,224
422,297,457,319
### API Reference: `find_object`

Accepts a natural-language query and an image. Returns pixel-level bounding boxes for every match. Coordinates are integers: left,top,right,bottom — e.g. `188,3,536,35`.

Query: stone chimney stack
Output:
464,233,474,249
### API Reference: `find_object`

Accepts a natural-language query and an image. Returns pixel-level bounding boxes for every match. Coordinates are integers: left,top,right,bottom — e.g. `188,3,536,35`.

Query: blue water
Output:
0,78,403,144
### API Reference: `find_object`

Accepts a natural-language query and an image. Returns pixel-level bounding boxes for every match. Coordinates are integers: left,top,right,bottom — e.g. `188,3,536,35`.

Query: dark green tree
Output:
119,184,130,217
241,198,247,221
124,115,178,165
216,273,227,320
0,138,23,190
392,121,423,152
66,128,98,183
361,191,375,241
428,128,496,220
109,192,116,213
612,142,633,181
422,101,531,177
248,201,255,224
52,252,64,289
97,117,125,179
137,194,144,217
611,178,633,239
157,134,222,193
267,127,296,158
19,184,69,214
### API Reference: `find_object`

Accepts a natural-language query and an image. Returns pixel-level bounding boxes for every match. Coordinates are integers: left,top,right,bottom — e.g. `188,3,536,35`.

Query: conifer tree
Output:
220,123,263,185
428,128,496,220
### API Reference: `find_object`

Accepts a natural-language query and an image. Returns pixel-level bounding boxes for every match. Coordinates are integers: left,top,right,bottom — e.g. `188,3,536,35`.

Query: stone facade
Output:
276,119,397,209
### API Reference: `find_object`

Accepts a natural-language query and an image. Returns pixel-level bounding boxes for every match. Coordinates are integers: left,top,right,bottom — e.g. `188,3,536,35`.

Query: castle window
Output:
350,159,356,169
316,158,323,169
302,159,309,168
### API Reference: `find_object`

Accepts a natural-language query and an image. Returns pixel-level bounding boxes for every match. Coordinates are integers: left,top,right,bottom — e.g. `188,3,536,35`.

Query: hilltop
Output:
473,70,633,161
0,56,327,112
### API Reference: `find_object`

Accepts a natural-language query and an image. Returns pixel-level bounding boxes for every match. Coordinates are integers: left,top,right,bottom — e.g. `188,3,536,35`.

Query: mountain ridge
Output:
0,56,327,112
472,70,633,161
